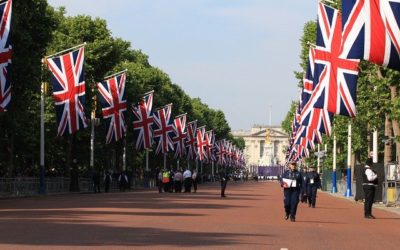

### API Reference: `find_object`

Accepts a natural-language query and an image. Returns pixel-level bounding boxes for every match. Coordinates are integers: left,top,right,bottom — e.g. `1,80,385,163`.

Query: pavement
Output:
1,181,400,250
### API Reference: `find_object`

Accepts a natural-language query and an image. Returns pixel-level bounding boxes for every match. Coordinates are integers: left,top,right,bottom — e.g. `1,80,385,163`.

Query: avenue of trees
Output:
281,0,399,172
0,1,244,178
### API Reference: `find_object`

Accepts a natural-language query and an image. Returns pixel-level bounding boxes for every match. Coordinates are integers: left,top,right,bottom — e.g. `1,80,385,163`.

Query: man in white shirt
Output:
183,169,192,193
363,158,378,219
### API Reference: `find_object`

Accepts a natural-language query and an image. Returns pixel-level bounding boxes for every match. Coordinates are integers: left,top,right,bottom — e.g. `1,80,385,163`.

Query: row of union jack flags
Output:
132,91,245,167
286,0,400,164
44,45,244,167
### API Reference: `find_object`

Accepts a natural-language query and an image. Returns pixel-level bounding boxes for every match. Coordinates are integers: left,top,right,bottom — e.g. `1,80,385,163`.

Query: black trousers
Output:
307,185,318,207
284,188,300,219
221,180,227,196
363,185,375,216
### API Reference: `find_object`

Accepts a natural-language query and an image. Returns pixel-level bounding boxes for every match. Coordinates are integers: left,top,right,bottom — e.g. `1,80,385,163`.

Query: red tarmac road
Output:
1,181,400,250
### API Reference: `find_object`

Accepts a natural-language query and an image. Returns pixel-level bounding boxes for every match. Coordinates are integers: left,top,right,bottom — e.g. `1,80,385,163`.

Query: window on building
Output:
260,140,265,157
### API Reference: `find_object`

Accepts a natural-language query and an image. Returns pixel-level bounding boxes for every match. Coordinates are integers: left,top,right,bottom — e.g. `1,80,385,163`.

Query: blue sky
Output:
47,0,316,130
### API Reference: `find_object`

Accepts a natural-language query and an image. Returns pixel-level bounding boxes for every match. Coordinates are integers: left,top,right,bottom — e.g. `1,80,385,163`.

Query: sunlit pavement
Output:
1,181,400,249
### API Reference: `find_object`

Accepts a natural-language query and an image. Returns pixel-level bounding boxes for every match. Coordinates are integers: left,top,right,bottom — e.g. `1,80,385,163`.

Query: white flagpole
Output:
345,123,352,197
332,134,337,193
146,149,149,171
39,59,46,194
317,144,321,174
123,137,126,171
45,42,87,59
373,130,378,163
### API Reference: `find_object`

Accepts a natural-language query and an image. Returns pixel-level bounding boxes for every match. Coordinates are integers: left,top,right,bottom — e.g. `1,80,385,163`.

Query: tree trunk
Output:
389,85,400,163
384,114,393,164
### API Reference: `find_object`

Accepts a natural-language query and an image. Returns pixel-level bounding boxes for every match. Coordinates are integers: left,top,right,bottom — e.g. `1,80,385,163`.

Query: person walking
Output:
306,166,321,208
363,158,378,219
119,171,128,192
281,161,302,222
104,171,112,193
92,170,101,193
192,170,198,193
183,169,192,193
300,168,308,203
174,169,183,193
156,168,163,193
219,167,228,198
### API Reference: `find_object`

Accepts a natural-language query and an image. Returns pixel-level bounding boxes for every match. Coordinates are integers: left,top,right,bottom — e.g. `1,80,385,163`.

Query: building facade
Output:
232,125,288,169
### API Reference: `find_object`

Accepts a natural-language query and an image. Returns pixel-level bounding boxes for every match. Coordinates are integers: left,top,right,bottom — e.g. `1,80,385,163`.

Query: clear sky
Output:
47,0,316,130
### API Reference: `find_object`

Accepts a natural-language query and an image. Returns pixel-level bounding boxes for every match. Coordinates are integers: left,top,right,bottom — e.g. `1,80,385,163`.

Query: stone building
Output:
232,125,288,170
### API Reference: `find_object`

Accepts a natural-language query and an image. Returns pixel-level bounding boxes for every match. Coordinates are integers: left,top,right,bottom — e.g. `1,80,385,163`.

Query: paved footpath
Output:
1,181,400,250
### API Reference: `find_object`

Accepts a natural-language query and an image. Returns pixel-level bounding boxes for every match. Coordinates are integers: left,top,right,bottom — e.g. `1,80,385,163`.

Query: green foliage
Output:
0,3,237,177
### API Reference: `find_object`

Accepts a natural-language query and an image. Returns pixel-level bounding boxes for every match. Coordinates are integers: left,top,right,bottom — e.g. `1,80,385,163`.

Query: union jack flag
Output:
153,104,175,155
313,2,360,117
46,46,87,136
172,114,187,159
132,91,154,150
204,130,216,163
301,47,315,110
196,126,206,161
185,120,197,160
97,71,127,144
216,139,226,166
342,0,400,70
0,0,12,112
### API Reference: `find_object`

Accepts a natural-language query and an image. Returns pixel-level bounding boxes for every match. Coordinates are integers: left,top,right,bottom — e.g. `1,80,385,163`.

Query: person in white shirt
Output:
363,158,378,219
183,169,192,193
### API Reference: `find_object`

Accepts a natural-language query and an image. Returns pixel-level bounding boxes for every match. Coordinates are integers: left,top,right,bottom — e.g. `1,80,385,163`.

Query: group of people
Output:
281,157,379,222
157,168,199,193
92,170,128,193
280,162,321,222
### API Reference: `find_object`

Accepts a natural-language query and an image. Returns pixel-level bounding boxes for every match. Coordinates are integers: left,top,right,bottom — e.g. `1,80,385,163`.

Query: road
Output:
0,181,400,249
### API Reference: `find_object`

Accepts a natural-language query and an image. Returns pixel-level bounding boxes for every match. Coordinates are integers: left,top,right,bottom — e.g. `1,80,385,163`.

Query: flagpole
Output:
123,137,126,171
39,59,46,194
317,144,320,174
146,149,149,171
45,42,87,59
332,134,337,193
103,69,128,81
345,123,352,197
164,154,167,170
212,161,214,182
373,130,378,163
90,93,96,171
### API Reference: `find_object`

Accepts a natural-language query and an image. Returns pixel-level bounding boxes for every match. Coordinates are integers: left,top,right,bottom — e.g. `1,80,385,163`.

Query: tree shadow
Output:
0,219,273,247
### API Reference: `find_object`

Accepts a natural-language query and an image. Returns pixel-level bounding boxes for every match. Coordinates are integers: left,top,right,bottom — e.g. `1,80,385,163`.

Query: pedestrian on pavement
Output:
92,170,101,193
174,169,183,193
300,168,308,203
281,161,302,222
104,171,112,193
156,167,163,193
162,168,171,193
192,170,198,193
363,158,378,219
219,167,228,198
183,168,192,193
118,171,128,192
306,166,321,208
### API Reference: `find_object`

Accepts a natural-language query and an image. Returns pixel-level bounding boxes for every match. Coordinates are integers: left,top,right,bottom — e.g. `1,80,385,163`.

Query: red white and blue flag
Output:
204,130,216,163
216,139,226,166
342,0,400,70
0,0,12,112
153,104,175,155
97,71,127,143
185,120,197,160
172,114,187,159
46,46,87,136
132,91,154,150
196,126,206,161
313,2,360,117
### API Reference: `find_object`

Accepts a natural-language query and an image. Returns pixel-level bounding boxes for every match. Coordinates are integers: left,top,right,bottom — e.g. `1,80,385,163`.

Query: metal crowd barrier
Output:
0,176,158,197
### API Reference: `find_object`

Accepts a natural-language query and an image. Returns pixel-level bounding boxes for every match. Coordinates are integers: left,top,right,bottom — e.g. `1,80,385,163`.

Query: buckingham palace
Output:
232,125,289,169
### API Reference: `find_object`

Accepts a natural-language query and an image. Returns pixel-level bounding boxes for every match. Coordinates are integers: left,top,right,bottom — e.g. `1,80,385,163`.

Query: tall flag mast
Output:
0,0,12,112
